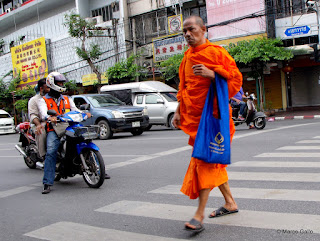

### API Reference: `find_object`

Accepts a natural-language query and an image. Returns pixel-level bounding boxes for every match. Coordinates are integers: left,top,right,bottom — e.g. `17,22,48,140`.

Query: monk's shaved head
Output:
184,15,205,28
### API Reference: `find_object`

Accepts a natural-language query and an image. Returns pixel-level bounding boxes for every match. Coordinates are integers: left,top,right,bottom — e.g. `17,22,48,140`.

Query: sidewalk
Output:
267,107,320,121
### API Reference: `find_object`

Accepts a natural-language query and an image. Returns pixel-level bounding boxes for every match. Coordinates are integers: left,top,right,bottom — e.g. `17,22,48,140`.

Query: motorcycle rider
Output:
230,87,247,121
28,78,50,166
38,72,92,194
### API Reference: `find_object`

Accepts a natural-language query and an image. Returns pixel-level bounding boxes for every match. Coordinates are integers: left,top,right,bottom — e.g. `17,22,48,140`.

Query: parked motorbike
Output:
15,122,43,169
16,109,105,188
231,93,266,130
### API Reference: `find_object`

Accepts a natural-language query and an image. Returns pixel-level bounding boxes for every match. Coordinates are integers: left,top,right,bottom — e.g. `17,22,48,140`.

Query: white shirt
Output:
38,94,81,120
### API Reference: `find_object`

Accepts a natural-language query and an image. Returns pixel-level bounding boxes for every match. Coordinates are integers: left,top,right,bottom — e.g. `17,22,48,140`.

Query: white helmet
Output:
46,72,67,93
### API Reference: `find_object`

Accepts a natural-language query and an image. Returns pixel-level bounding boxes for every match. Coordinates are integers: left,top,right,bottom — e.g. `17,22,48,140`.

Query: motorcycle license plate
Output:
132,121,140,127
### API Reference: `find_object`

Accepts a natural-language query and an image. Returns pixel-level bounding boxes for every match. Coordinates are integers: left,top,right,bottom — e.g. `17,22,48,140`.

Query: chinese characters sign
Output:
207,0,266,41
152,34,186,62
11,37,48,88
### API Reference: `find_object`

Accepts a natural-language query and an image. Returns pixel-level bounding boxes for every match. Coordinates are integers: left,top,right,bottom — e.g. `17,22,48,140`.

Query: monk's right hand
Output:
172,112,181,128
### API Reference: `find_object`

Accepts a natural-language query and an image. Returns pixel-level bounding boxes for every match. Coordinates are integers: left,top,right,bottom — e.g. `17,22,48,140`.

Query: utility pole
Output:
132,18,139,82
290,0,295,45
112,18,119,62
306,0,320,44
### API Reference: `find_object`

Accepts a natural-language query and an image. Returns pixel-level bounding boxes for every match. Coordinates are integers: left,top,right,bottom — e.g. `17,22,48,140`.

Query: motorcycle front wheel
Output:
81,149,105,188
254,117,266,130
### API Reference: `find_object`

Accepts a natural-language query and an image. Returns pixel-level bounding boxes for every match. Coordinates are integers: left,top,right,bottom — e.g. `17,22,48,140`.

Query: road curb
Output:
267,115,320,121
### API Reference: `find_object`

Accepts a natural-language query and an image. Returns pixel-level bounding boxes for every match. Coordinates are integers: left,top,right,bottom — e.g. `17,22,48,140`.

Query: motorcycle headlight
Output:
112,111,125,118
143,107,148,116
66,113,83,122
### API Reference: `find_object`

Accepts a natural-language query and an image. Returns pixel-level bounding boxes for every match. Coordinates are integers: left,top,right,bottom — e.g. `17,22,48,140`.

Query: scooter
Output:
15,122,43,169
231,93,266,130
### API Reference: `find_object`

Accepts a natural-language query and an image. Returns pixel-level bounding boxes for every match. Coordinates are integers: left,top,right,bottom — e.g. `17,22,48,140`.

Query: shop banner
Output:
152,34,186,62
82,73,108,86
11,37,48,88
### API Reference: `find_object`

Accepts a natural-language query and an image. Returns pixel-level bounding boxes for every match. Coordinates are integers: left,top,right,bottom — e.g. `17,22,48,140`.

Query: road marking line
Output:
277,146,320,150
106,146,192,170
149,185,320,202
297,140,320,143
313,136,320,139
0,148,15,151
24,221,188,241
255,152,320,157
228,171,320,182
95,200,320,233
0,186,37,198
233,161,320,168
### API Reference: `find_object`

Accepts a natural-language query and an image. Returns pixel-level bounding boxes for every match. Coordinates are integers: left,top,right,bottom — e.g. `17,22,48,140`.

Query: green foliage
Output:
226,38,293,64
65,79,78,91
107,55,145,84
14,99,29,112
160,53,184,83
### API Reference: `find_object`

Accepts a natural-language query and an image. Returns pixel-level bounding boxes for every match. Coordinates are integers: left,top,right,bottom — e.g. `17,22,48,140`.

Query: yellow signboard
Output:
11,37,48,88
82,73,108,86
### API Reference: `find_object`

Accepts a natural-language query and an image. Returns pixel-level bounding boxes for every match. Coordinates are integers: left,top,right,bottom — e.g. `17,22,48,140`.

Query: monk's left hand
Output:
192,64,215,79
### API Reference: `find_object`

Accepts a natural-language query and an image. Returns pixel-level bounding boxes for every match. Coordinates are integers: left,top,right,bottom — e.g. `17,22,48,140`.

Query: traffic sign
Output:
285,26,310,37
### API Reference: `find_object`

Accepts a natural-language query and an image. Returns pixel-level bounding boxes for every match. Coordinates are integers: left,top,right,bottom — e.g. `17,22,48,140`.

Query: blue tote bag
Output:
192,74,231,165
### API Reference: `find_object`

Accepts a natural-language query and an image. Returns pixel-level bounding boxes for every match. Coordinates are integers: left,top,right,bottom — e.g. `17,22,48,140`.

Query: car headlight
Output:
143,107,148,116
112,111,125,118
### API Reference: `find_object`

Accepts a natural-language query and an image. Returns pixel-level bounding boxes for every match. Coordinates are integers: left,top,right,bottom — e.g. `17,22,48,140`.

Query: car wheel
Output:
144,124,152,131
131,128,144,136
98,120,113,140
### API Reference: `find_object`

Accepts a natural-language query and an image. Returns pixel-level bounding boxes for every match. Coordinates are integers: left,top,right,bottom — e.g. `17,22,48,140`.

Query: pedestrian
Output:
172,15,242,232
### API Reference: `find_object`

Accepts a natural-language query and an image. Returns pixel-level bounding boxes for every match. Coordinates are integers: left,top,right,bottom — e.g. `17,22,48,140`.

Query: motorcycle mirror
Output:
47,109,57,116
245,92,248,96
80,103,90,110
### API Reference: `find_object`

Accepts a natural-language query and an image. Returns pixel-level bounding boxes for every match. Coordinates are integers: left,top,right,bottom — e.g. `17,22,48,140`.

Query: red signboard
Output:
207,0,266,41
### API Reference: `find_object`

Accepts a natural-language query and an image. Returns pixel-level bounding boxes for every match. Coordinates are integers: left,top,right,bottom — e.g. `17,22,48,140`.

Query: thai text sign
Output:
152,34,186,62
285,26,310,37
207,0,266,41
82,73,108,86
11,37,48,88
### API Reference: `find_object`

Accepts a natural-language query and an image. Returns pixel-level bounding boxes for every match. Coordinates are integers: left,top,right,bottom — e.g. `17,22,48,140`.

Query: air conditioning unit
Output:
5,8,12,13
85,16,103,25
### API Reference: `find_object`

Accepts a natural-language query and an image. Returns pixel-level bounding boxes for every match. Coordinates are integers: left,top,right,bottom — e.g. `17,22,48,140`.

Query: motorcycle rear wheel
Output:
24,156,36,169
254,117,266,130
81,149,105,188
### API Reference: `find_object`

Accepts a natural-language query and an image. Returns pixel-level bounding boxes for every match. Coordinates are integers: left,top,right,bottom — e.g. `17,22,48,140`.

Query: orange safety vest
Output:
43,95,71,132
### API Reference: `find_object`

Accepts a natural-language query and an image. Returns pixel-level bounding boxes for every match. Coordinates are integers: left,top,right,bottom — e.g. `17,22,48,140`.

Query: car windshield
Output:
0,113,11,118
87,95,123,107
162,92,177,102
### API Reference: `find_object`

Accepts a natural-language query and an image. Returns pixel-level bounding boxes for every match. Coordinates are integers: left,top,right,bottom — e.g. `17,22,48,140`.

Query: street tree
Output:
64,13,103,92
226,38,293,110
160,52,184,86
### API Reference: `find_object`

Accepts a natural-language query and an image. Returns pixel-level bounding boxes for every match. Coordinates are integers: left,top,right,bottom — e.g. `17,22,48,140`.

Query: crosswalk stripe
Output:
277,145,320,150
228,171,320,182
148,185,320,202
95,200,320,233
0,186,37,199
296,140,320,144
232,161,320,168
255,152,320,157
313,136,320,139
24,221,188,241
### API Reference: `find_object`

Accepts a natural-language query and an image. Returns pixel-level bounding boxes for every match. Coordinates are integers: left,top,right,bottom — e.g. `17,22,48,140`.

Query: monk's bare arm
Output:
192,64,215,80
172,102,181,128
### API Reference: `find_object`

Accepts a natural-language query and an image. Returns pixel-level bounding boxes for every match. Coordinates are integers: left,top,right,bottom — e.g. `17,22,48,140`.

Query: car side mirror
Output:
47,109,57,116
157,99,164,104
80,103,90,110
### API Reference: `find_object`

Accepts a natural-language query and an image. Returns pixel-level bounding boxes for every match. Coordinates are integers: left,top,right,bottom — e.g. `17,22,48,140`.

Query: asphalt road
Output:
0,120,320,241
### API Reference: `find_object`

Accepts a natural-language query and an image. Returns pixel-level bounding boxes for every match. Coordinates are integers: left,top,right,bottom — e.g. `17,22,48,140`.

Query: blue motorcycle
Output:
48,109,105,188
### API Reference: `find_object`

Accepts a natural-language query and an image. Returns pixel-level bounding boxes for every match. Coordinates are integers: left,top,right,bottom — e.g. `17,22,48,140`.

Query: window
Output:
274,0,306,18
145,94,161,104
92,4,114,22
162,93,177,102
73,97,87,108
136,95,143,104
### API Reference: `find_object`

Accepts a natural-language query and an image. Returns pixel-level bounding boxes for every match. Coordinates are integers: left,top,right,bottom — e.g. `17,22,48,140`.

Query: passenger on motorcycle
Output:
28,79,50,164
38,72,91,194
230,87,247,121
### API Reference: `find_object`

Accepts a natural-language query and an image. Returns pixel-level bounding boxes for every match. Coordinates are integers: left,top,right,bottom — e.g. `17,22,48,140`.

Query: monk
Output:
172,16,242,232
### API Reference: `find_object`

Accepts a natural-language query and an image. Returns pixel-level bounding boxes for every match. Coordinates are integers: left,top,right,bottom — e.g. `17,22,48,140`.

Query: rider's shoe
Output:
42,184,51,194
238,115,245,121
36,162,44,169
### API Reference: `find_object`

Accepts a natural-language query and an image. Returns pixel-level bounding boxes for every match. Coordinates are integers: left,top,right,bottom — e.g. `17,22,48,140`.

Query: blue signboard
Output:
285,26,310,37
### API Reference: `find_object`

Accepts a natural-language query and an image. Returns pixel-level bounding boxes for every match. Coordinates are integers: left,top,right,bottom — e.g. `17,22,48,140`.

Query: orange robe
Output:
177,39,242,199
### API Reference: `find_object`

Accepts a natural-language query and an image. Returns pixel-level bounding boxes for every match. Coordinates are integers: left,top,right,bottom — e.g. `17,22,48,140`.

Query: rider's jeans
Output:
42,131,60,185
232,101,246,116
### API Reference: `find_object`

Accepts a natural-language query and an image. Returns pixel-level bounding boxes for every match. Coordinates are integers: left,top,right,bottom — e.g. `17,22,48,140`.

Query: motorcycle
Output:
15,122,43,169
231,93,266,130
16,109,105,188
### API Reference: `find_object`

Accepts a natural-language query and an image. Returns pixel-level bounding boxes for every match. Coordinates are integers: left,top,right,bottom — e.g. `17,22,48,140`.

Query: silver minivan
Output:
100,81,178,129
